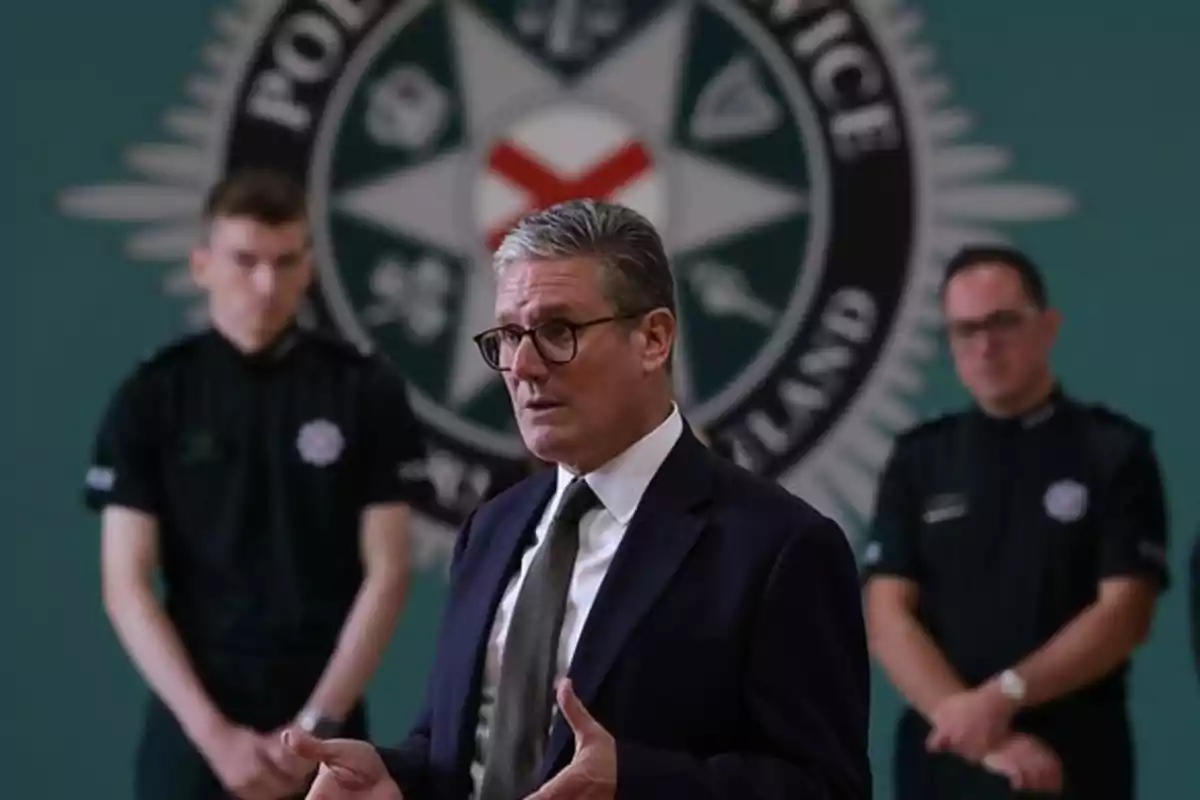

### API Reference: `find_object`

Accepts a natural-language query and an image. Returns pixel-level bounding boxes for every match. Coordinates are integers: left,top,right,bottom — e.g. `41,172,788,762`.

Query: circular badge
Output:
297,418,345,467
224,0,913,516
61,0,1075,565
1044,479,1088,524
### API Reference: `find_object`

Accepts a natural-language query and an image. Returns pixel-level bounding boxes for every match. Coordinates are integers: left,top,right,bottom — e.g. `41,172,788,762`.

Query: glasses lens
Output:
534,321,576,363
477,330,504,369
477,323,580,369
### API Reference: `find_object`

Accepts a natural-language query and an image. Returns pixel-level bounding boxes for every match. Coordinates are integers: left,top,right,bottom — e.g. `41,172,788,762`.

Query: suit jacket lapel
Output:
443,470,556,777
539,429,713,779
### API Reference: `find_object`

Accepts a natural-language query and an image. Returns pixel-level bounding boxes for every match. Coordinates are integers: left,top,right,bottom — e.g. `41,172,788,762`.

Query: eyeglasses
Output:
943,308,1037,344
473,314,644,371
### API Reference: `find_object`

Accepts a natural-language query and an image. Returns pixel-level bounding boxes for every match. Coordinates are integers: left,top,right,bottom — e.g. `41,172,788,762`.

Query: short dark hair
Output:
203,168,308,226
493,198,676,317
941,244,1048,308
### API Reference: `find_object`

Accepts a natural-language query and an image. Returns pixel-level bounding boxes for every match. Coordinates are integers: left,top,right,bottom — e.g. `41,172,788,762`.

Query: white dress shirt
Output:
468,404,685,795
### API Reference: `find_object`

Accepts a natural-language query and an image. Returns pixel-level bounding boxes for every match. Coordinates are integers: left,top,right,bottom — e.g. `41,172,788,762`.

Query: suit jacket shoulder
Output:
461,467,555,544
706,455,848,561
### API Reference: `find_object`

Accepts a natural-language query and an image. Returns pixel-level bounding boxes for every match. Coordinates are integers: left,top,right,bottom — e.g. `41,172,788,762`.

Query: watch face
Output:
1001,670,1026,699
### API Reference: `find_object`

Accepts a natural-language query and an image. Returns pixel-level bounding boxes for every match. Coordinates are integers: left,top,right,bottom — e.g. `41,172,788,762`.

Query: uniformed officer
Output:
84,168,429,800
863,245,1169,799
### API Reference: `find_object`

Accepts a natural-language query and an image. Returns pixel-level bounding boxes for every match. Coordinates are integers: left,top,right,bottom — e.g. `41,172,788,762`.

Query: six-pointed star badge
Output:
326,3,807,420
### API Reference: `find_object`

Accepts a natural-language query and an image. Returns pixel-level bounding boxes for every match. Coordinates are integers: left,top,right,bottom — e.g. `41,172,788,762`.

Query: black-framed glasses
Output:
473,314,644,371
943,307,1038,344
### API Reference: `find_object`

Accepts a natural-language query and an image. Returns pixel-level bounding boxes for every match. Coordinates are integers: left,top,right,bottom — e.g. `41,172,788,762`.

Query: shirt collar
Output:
553,403,684,525
207,323,302,368
972,384,1064,431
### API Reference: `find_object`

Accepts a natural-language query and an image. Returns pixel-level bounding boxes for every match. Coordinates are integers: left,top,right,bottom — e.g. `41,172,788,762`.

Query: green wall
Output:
1,2,1195,796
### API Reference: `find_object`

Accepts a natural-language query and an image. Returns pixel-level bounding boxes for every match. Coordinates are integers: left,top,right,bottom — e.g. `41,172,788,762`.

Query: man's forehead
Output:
495,298,586,324
945,265,1028,310
211,216,307,243
495,260,606,319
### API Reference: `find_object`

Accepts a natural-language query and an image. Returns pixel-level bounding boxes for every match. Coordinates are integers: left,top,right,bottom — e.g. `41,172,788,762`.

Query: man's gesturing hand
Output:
282,729,403,800
525,680,616,800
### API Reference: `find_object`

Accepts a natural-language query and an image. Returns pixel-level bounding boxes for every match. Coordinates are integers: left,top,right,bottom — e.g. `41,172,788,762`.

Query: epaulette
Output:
306,328,375,361
131,331,207,374
1083,402,1152,443
895,410,964,443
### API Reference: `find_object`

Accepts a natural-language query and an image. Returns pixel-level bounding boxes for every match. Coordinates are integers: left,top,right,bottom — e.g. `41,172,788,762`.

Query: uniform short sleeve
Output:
861,441,921,581
83,374,161,515
1095,433,1170,590
357,360,431,509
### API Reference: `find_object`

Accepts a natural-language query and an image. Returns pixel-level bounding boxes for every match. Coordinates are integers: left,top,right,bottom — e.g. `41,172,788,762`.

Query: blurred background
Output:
1,0,1197,797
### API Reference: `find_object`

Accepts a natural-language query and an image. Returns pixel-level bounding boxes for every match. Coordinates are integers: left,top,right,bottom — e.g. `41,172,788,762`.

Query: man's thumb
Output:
557,679,599,739
283,728,329,762
283,730,377,788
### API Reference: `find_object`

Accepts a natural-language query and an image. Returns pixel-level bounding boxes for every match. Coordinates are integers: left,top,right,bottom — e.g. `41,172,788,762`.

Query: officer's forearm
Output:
303,569,409,722
1001,582,1156,708
103,580,226,748
867,605,967,720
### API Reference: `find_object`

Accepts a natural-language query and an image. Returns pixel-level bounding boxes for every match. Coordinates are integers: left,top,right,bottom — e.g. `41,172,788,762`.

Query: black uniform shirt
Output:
863,388,1169,719
84,326,429,657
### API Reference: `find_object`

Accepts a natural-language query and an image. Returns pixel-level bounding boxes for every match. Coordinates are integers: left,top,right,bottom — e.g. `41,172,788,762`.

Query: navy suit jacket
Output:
379,427,871,799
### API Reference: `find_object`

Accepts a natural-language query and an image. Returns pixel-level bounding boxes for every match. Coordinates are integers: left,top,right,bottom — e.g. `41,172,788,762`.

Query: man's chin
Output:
520,425,571,464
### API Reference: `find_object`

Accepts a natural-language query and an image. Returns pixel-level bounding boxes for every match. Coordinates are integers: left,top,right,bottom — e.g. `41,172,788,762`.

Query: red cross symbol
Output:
485,140,653,251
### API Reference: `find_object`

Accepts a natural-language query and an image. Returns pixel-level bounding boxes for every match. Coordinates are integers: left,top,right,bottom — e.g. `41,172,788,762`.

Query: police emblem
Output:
297,418,344,467
60,0,1074,569
1044,479,1087,524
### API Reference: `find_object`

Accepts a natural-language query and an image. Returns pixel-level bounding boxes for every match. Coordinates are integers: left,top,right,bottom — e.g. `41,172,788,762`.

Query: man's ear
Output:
637,308,676,373
189,246,209,289
1040,307,1062,347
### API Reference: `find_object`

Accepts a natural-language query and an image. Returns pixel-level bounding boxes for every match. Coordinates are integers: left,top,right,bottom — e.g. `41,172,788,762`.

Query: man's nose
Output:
250,263,277,296
509,335,547,381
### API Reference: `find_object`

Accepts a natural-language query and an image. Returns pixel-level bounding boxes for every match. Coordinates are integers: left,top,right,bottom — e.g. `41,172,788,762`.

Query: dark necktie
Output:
478,477,600,800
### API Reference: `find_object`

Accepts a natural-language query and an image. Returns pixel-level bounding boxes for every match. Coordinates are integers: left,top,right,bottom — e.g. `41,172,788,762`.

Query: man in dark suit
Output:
283,198,871,799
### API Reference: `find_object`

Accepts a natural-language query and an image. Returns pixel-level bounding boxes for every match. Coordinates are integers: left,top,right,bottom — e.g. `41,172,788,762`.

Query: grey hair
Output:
493,198,676,317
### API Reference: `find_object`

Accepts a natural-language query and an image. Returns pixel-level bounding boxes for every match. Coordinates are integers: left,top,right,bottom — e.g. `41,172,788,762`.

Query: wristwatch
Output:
998,669,1028,704
296,707,342,739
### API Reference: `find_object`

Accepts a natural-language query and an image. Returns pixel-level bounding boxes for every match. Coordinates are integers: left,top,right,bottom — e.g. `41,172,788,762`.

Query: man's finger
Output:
306,766,346,800
523,765,577,800
1025,750,1063,793
982,751,1017,780
283,728,329,762
283,730,372,787
556,679,601,740
268,736,314,780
